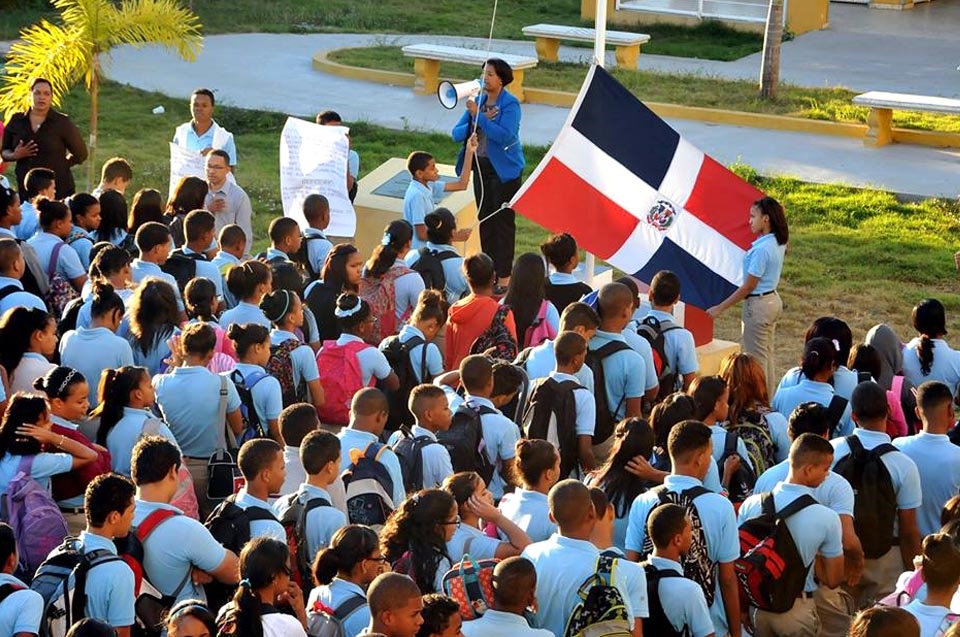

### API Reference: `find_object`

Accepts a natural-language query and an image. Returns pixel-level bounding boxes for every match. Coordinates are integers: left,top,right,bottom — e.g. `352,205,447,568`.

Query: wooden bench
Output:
400,44,538,103
852,91,960,147
522,23,650,68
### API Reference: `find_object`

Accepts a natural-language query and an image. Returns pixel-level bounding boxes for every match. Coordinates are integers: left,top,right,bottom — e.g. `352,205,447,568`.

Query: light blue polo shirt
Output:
333,334,391,387
0,572,43,636
772,376,854,437
130,259,185,311
893,431,960,537
0,452,73,494
127,326,178,377
743,232,785,294
644,555,715,637
754,461,855,518
272,484,346,565
60,326,135,408
180,246,225,298
77,286,134,330
738,482,843,592
619,328,660,393
461,608,555,637
384,324,444,384
154,366,242,458
463,395,521,500
641,309,699,379
13,201,39,241
106,407,179,476
516,339,594,392
902,337,960,396
303,228,333,277
220,301,270,332
234,489,285,542
497,488,556,542
777,365,861,402
831,428,923,513
588,330,646,422
405,242,468,305
307,579,369,637
272,330,321,388
446,522,502,566
69,225,95,270
0,276,47,315
337,428,406,509
402,179,446,251
132,499,228,604
211,251,241,309
625,474,739,636
227,363,283,429
76,530,136,628
28,231,85,280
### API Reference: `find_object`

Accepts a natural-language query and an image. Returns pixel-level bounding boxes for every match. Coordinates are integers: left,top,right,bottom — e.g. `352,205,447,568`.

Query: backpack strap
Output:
136,508,179,542
0,582,25,604
724,431,738,458
363,442,388,463
48,242,64,279
215,374,230,451
773,493,819,520
243,505,278,523
333,594,367,621
826,395,848,431
0,284,20,303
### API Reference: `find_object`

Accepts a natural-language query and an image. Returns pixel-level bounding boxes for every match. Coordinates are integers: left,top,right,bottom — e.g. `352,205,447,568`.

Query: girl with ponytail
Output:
902,299,960,396
259,289,324,410
126,277,180,375
77,245,133,329
307,525,382,637
0,306,57,393
360,220,424,342
221,260,272,333
772,337,850,435
404,207,468,304
384,289,448,385
227,323,284,441
179,277,237,372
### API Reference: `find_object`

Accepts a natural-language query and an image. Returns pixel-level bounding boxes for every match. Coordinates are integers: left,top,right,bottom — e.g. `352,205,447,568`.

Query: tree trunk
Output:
86,53,100,190
759,0,784,100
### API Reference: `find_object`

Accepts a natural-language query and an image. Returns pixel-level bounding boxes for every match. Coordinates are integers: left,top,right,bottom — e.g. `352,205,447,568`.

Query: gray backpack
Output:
306,594,366,637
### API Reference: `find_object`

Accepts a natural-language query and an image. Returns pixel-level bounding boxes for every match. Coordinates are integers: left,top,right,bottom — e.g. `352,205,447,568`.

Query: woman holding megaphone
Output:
451,58,525,292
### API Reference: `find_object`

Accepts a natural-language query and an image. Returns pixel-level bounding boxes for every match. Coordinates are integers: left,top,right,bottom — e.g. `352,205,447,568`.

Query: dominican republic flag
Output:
511,65,765,309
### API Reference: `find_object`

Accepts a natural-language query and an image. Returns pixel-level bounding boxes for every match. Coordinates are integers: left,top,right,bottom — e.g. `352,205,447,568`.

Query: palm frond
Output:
0,20,90,120
107,0,203,61
51,0,115,38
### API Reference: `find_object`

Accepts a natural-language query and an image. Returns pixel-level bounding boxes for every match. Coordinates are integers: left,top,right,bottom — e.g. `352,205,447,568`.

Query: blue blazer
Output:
451,89,525,182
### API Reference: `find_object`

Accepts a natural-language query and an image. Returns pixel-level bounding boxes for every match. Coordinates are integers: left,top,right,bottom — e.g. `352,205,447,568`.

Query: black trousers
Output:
473,157,521,279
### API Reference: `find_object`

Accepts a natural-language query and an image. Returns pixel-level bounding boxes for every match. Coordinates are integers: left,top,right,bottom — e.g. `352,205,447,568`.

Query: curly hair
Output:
380,489,455,595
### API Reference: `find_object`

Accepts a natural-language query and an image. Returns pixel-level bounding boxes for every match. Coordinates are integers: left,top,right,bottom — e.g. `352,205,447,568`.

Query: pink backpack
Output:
1,456,69,578
886,375,908,439
317,340,375,426
359,265,414,343
523,300,558,349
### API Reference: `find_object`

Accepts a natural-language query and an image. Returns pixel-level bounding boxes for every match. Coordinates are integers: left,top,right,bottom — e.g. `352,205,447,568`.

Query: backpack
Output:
316,340,374,426
341,442,396,530
258,253,305,295
728,409,778,477
0,456,70,580
832,436,899,559
717,431,757,504
380,335,429,431
469,304,518,361
523,300,558,349
18,239,49,298
206,375,240,502
437,403,497,485
160,249,205,295
118,232,139,258
735,492,817,612
411,247,457,292
266,338,307,408
393,427,440,492
44,243,79,319
584,340,632,445
640,486,716,606
878,567,925,607
0,284,19,304
440,551,498,621
306,594,367,637
358,265,415,343
56,296,86,340
275,491,332,589
295,235,326,282
886,375,908,439
636,315,682,401
229,368,270,445
642,562,687,637
522,377,581,479
563,553,632,637
65,228,93,252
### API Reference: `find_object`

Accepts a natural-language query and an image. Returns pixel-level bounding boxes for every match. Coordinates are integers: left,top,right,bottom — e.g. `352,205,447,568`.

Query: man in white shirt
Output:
461,556,554,637
204,150,253,248
172,88,237,165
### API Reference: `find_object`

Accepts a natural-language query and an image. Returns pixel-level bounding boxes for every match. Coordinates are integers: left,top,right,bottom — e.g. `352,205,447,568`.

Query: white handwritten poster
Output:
168,143,206,198
279,117,356,237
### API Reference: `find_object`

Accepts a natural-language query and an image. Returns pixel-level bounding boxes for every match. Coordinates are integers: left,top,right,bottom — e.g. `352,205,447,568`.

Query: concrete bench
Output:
853,91,960,147
400,44,538,103
522,23,650,68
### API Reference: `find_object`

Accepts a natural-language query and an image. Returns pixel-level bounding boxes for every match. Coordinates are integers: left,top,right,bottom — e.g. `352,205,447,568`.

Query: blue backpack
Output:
229,369,270,445
341,443,395,530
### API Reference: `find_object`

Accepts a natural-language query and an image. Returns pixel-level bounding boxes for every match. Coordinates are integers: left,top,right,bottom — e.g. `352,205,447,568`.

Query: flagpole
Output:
585,0,608,287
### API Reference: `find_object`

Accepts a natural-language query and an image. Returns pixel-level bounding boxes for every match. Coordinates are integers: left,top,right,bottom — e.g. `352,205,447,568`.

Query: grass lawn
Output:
330,46,960,133
2,80,959,380
1,0,761,60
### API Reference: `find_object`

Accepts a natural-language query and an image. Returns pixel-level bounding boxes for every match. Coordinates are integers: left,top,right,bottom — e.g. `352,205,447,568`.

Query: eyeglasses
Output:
365,556,389,564
439,516,461,528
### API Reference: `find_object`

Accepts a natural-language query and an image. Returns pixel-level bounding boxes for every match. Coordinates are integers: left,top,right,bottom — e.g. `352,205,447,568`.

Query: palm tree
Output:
0,0,203,188
759,0,784,100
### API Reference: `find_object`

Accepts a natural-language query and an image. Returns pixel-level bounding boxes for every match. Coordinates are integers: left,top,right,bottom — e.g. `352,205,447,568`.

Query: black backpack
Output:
380,335,429,431
832,435,899,559
411,247,457,292
522,377,581,479
735,492,817,612
584,340,632,445
641,486,716,606
258,253,305,295
636,316,682,402
642,562,687,637
295,235,326,282
56,296,86,340
393,426,440,492
716,431,757,504
229,369,270,445
160,249,205,295
275,492,332,589
437,403,497,485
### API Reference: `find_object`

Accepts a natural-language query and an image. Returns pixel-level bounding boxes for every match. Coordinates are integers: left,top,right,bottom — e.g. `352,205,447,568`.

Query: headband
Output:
57,369,79,396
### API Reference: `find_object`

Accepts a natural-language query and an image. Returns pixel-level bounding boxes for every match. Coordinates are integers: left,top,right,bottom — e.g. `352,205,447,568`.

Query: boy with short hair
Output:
642,503,715,637
338,388,406,509
233,439,287,541
461,556,554,637
93,157,133,198
0,238,47,314
518,301,600,391
28,194,88,293
162,208,224,298
278,402,320,496
402,142,475,251
261,216,303,264
641,270,699,392
300,194,333,280
211,224,246,309
393,384,453,490
15,167,55,241
366,572,424,637
131,221,186,316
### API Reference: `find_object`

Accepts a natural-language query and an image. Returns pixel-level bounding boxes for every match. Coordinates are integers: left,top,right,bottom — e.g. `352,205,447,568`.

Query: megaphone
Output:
438,79,482,110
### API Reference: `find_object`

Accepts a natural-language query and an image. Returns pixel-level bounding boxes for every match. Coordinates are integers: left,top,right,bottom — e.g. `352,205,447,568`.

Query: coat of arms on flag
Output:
510,65,766,310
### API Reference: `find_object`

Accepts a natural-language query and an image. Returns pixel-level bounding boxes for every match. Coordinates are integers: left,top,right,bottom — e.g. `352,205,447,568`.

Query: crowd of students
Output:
4,131,960,637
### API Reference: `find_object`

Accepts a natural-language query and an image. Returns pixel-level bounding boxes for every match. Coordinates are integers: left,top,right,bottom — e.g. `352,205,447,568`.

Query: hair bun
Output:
32,376,47,391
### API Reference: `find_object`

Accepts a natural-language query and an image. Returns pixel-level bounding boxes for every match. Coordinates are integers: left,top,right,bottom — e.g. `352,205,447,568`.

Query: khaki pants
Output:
184,457,215,522
813,585,855,637
845,546,903,609
754,596,819,637
741,292,783,393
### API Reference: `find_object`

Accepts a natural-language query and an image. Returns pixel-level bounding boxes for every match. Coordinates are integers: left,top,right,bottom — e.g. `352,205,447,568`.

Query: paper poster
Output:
280,117,356,237
168,143,206,199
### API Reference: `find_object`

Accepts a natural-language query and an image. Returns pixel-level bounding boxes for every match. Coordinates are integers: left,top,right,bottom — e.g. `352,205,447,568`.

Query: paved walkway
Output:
98,5,960,198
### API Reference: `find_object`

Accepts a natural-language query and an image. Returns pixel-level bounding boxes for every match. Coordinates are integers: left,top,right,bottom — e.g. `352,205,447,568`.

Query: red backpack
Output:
523,300,557,349
316,340,375,425
359,265,414,343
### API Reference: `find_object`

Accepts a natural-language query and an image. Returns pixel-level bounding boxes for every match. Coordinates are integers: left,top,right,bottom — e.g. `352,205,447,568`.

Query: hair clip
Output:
831,339,840,351
239,578,251,588
381,232,392,247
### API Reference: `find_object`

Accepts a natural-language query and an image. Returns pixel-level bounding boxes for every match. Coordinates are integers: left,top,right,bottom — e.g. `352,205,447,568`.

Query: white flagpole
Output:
586,0,608,286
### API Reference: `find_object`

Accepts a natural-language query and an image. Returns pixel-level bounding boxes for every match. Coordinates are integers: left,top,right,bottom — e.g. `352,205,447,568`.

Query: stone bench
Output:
400,44,538,102
852,91,960,147
521,23,650,68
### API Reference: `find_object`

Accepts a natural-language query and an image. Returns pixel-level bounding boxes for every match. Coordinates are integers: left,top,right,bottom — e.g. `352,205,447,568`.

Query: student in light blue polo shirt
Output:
60,283,134,409
28,198,87,292
388,385,453,490
338,389,406,509
545,331,598,476
894,381,960,538
273,431,346,565
833,381,923,609
212,224,246,310
307,525,382,637
499,439,560,542
13,168,53,241
0,238,47,315
76,244,135,331
738,434,844,636
402,142,475,251
442,471,531,566
643,270,699,391
129,222,185,316
234,439,287,542
301,194,333,280
261,290,324,409
461,557,556,637
902,299,960,395
404,208,468,305
221,259,271,331
518,301,599,392
643,394,724,495
125,277,181,376
172,209,224,298
224,323,283,440
130,436,239,604
382,289,446,385
66,193,100,270
773,337,853,436
522,480,648,637
0,523,43,637
690,377,754,484
624,420,740,637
